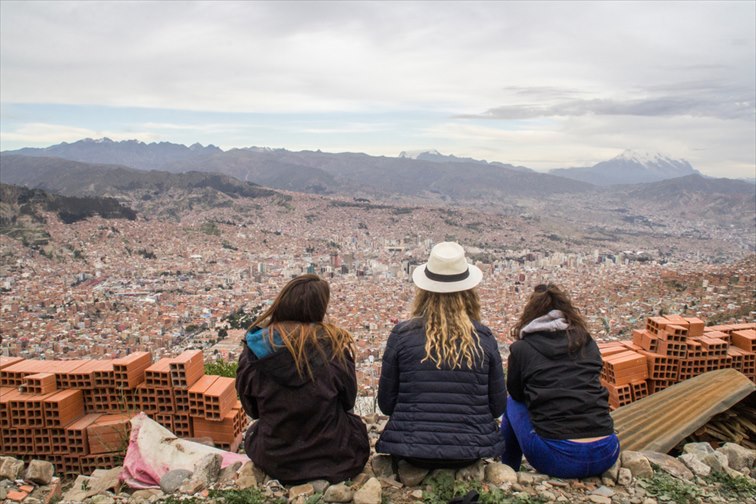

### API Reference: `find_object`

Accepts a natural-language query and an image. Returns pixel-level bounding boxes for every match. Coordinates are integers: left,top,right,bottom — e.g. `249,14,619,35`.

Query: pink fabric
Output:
121,412,249,489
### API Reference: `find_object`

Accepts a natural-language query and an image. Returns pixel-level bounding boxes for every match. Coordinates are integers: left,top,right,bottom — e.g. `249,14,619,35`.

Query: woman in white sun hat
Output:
376,242,507,469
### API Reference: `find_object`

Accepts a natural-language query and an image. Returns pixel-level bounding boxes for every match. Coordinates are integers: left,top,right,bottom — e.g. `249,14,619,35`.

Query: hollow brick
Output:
113,352,152,390
170,350,205,389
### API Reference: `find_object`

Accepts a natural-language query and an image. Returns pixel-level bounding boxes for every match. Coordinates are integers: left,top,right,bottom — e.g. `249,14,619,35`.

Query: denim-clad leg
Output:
500,397,621,478
499,397,533,471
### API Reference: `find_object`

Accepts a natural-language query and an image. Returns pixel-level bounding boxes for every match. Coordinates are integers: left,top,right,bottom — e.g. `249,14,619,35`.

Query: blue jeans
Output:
500,397,620,479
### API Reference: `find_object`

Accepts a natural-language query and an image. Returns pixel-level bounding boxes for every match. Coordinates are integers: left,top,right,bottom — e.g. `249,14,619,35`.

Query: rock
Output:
640,451,693,480
0,457,25,480
379,476,403,488
620,451,653,479
455,460,485,482
397,460,429,487
518,472,549,484
679,453,711,478
217,461,242,486
310,479,330,493
683,442,715,457
351,472,371,487
24,460,55,485
603,458,621,483
363,413,379,425
63,475,94,502
411,489,424,499
323,482,354,503
642,499,657,504
0,487,7,500
617,468,633,486
541,490,556,501
371,455,394,479
423,468,456,485
484,462,518,485
236,461,259,489
191,453,222,487
588,496,612,504
179,478,206,495
128,489,164,504
353,477,382,504
717,442,756,471
289,483,315,500
590,485,615,497
24,498,42,504
90,495,115,504
30,477,62,504
159,469,193,494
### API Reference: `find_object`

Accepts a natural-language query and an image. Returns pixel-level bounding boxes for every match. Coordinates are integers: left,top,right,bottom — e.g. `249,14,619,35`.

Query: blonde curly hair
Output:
411,288,483,369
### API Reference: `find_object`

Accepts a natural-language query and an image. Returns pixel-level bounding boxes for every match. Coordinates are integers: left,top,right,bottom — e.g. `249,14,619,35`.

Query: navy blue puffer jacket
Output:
376,318,507,460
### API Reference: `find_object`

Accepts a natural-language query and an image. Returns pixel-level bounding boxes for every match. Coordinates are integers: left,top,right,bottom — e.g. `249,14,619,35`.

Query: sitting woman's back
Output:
376,242,506,468
236,274,369,484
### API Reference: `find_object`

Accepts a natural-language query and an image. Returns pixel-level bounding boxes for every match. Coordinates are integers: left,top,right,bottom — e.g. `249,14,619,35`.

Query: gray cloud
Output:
463,92,755,121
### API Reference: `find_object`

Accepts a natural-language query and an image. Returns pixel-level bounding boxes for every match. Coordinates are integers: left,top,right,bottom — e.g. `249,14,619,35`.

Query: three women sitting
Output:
236,243,618,483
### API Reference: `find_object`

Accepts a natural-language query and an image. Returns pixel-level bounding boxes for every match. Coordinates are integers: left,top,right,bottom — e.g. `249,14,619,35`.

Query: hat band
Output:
424,267,470,283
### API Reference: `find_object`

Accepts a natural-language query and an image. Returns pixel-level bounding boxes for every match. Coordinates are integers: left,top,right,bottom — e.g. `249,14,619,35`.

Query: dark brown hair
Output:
251,274,354,377
511,283,591,353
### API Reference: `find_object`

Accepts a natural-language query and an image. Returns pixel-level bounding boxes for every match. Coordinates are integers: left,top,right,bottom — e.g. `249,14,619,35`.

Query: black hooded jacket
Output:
507,330,614,439
236,335,369,484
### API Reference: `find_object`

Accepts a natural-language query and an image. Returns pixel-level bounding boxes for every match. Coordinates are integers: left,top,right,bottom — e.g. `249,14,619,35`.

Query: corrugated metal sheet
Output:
611,368,755,453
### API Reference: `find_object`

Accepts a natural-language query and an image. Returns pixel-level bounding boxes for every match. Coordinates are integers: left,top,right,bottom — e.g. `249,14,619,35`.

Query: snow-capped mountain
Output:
550,150,700,186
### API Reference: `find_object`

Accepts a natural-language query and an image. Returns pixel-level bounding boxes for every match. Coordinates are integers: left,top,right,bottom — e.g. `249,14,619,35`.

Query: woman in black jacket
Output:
501,284,619,478
235,274,369,484
376,242,507,468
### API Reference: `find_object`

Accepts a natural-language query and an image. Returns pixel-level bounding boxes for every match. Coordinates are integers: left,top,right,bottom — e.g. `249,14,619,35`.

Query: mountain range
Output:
2,139,721,200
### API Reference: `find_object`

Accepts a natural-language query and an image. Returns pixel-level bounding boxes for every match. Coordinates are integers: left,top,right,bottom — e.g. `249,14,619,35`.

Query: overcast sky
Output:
1,1,754,177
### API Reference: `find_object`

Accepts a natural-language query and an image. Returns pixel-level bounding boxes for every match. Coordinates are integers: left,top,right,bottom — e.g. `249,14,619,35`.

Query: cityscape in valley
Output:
1,140,754,402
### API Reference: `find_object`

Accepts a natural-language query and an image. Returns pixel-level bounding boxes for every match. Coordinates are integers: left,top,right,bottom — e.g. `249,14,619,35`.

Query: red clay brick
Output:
188,375,219,417
731,329,756,353
170,350,205,389
23,372,58,395
87,414,132,454
113,352,152,389
203,376,236,421
684,317,705,337
144,358,173,388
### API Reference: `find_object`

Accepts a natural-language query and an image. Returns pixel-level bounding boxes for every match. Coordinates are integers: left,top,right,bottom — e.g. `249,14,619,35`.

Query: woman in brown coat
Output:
235,274,369,484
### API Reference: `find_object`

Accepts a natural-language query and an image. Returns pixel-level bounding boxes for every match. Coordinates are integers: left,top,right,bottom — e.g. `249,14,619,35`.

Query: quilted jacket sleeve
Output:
377,328,400,415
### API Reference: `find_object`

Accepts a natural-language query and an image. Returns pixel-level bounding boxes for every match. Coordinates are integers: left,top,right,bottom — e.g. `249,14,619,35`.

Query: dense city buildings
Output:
1,190,754,405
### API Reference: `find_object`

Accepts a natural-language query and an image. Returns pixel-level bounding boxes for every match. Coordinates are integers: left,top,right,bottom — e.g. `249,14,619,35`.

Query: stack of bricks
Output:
0,350,248,478
599,316,756,409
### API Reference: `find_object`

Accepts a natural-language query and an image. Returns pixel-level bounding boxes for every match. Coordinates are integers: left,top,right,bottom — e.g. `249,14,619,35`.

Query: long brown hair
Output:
412,288,483,369
511,283,591,353
251,274,354,378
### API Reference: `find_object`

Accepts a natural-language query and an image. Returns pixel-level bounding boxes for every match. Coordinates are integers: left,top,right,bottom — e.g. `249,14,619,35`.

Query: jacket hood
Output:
246,328,329,388
520,310,570,359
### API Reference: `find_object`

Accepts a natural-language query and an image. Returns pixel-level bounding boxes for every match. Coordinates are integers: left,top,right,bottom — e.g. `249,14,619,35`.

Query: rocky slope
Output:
1,414,754,504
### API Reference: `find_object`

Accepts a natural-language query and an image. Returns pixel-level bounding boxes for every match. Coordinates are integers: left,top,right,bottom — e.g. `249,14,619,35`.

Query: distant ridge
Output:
2,138,591,199
5,137,222,171
0,154,277,199
398,149,533,173
550,150,700,186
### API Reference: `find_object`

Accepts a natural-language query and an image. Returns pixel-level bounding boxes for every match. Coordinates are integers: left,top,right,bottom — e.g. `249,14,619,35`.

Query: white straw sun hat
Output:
412,242,483,293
